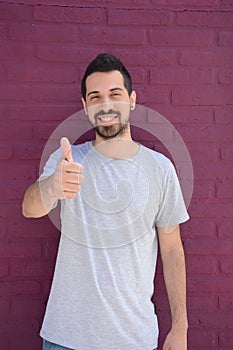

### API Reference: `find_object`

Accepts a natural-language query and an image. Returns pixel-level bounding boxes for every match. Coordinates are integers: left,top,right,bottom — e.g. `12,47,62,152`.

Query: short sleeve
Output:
37,148,62,182
155,161,189,228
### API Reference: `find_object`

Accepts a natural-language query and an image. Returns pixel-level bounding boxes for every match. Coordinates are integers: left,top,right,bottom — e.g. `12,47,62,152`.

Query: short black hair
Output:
81,53,132,100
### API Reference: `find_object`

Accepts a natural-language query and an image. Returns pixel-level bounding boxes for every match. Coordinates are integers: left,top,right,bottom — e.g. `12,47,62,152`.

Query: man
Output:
22,53,189,350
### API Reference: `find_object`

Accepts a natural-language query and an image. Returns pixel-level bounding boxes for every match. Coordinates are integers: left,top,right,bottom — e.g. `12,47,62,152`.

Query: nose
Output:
100,96,114,112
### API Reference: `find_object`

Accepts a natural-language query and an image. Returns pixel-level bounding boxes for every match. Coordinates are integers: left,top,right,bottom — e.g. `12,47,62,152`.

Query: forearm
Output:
162,245,188,330
22,176,57,218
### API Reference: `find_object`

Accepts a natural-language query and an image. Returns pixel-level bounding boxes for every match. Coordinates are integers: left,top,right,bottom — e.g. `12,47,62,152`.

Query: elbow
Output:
22,199,32,218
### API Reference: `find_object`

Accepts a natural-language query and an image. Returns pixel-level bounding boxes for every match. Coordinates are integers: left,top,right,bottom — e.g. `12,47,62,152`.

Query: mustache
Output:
94,109,121,120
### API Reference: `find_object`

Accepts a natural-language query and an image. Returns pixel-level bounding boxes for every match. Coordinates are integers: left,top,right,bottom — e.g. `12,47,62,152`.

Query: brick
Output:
118,48,178,66
108,9,172,26
0,299,10,315
8,218,60,239
149,28,214,47
37,45,177,66
13,143,43,160
188,144,219,162
7,104,78,121
42,238,59,258
195,162,233,180
0,121,32,140
31,85,81,103
31,122,59,140
217,221,233,238
182,219,216,239
218,69,233,84
215,107,233,124
188,276,233,295
217,182,233,198
188,328,218,347
220,256,233,274
176,11,233,27
36,46,100,63
137,86,170,104
0,163,37,181
176,125,233,143
192,311,233,329
0,23,7,40
154,105,214,125
34,5,105,23
0,180,30,200
0,43,35,61
0,319,40,335
219,329,233,347
172,86,233,106
80,26,145,46
0,262,9,277
0,3,32,21
192,181,216,199
0,144,13,160
150,67,214,85
10,298,45,317
7,63,79,84
129,69,146,84
189,200,233,218
186,255,218,274
62,0,151,6
0,241,41,258
9,335,42,350
0,84,31,102
187,295,218,311
0,64,6,81
151,0,219,8
0,336,9,349
219,295,233,311
10,260,55,277
184,238,233,255
218,31,233,47
180,48,233,67
8,23,76,43
0,222,7,239
221,146,233,160
0,281,41,297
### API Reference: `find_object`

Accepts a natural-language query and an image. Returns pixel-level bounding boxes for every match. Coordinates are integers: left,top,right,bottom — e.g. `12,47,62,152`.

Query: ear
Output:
81,97,88,115
130,90,136,110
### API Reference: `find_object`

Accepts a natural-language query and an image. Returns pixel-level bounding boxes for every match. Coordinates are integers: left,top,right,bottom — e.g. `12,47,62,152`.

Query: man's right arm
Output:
22,176,58,218
22,137,84,219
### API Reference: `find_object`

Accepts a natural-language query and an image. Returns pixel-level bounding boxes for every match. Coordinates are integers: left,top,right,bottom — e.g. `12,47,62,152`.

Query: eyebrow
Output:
87,87,123,97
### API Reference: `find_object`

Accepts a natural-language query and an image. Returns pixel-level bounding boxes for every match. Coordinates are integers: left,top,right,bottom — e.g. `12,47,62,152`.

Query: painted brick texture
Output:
0,1,232,350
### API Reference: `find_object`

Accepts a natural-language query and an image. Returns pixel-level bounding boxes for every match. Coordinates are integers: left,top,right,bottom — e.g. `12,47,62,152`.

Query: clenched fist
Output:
50,137,84,200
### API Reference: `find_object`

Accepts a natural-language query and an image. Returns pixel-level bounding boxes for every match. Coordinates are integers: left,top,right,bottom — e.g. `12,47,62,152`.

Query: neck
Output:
92,127,139,159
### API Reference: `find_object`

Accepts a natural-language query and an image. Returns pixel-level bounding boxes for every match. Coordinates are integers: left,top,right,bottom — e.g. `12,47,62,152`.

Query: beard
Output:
94,122,129,140
89,108,130,140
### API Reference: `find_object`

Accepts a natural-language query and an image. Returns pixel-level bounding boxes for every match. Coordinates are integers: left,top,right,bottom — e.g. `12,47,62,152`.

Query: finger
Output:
64,173,84,184
64,161,83,173
60,137,73,162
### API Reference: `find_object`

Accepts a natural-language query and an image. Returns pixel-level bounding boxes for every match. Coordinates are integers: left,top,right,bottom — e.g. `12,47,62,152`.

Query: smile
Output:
97,115,118,125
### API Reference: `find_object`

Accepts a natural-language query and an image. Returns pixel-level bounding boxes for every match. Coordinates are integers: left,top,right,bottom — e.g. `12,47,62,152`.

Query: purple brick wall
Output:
0,1,233,349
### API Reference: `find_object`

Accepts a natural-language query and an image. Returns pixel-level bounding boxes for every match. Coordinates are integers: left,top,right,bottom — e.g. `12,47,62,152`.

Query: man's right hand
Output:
50,137,84,200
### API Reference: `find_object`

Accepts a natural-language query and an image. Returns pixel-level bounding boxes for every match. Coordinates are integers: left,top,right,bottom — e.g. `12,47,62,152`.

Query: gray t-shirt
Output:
39,141,189,350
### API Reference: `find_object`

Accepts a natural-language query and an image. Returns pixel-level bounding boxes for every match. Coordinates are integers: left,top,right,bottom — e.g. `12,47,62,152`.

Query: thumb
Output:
60,137,73,162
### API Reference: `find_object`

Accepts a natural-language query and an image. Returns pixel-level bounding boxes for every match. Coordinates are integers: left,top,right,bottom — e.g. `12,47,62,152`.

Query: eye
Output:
90,95,99,100
112,93,121,97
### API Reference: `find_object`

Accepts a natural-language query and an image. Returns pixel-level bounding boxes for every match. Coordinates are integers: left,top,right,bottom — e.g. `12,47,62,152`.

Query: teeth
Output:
98,115,116,122
102,117,113,122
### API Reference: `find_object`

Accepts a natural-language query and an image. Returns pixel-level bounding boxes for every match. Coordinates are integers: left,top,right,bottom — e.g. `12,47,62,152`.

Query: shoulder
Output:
140,145,174,173
71,141,92,163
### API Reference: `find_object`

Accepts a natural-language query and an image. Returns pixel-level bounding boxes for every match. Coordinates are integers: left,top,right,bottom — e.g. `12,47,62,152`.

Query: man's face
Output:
82,70,136,140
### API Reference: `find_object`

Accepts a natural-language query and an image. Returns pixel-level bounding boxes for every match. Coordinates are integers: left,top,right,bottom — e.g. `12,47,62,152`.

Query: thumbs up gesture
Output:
51,137,84,200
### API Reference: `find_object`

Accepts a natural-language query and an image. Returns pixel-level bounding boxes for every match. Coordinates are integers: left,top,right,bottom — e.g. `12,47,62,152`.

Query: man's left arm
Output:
157,224,188,350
